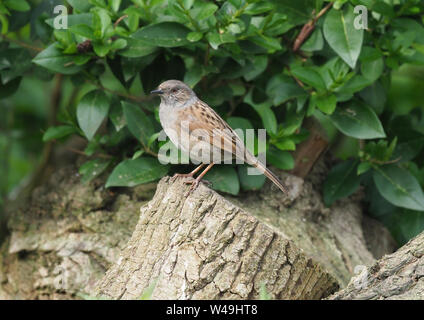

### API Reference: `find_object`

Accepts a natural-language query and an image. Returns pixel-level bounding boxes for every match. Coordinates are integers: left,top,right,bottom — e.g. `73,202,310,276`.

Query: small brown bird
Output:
151,80,288,195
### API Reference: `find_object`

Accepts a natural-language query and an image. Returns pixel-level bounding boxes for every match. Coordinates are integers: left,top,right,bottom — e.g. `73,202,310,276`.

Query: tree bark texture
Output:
0,156,397,299
329,231,424,300
95,177,339,299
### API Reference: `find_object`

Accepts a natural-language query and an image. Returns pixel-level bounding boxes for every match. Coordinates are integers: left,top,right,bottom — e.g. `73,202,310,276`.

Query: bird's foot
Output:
183,178,212,196
170,172,194,183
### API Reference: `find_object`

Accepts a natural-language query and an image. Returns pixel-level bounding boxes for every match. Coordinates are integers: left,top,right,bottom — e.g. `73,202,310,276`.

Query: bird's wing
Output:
176,100,248,161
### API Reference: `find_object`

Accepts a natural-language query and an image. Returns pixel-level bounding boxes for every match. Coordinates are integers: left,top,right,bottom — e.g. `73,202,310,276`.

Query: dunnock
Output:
151,80,288,195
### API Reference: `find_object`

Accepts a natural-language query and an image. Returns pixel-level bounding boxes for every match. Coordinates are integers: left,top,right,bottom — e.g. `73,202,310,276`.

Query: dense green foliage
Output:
1,0,424,244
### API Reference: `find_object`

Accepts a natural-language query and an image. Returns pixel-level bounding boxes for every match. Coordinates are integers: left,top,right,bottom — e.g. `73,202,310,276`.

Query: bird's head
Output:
151,80,196,107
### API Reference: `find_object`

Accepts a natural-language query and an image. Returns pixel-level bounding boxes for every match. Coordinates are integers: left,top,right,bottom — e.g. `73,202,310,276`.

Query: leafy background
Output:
1,0,424,245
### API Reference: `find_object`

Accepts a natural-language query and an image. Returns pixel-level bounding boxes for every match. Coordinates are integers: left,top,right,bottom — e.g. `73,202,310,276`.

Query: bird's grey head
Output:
151,80,196,108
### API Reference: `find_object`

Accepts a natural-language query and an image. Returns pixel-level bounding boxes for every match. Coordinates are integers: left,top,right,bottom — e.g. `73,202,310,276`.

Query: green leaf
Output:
266,74,305,105
70,24,95,39
323,159,361,206
0,14,9,34
77,90,111,140
226,117,253,131
192,2,218,20
207,32,236,50
4,0,30,12
243,55,268,81
68,0,92,12
290,66,326,91
316,94,337,114
323,5,364,68
204,166,240,195
119,38,157,58
186,31,203,42
361,58,384,82
330,101,386,139
92,7,112,39
92,41,110,57
132,22,191,48
32,43,83,75
132,149,144,160
106,157,169,187
301,29,324,52
373,164,424,211
270,0,315,26
357,162,371,175
79,158,111,183
0,77,21,98
122,101,154,145
266,147,294,170
45,13,93,28
274,138,296,151
108,0,121,12
42,125,77,142
238,165,266,191
249,35,282,53
244,90,277,135
390,209,424,245
184,64,205,88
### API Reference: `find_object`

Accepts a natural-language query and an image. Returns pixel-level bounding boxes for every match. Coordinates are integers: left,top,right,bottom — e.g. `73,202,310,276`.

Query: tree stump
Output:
95,177,339,299
0,157,396,299
329,231,424,300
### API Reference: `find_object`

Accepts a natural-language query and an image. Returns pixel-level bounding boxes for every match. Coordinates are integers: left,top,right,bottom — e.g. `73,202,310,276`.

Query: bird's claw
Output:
184,179,200,197
170,173,193,183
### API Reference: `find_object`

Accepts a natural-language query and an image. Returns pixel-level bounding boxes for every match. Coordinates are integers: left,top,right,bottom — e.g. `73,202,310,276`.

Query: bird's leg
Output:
170,163,205,182
185,163,215,196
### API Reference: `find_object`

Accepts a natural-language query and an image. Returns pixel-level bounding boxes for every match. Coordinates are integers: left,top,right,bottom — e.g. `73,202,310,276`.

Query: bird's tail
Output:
247,155,288,194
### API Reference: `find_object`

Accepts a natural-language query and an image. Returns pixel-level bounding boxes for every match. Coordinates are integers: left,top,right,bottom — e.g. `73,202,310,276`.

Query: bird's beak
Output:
150,89,164,95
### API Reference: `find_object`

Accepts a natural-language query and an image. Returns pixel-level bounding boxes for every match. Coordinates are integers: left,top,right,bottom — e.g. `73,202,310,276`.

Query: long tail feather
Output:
253,160,288,194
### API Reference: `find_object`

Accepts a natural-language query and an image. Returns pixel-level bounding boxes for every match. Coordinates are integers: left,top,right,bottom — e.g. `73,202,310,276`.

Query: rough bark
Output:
95,177,339,300
329,231,424,300
0,164,157,299
0,156,397,299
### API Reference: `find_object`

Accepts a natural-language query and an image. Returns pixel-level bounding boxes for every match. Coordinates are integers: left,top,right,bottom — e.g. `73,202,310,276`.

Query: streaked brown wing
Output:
176,100,245,160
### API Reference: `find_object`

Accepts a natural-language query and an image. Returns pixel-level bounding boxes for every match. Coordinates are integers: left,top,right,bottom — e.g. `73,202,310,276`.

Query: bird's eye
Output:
172,88,178,93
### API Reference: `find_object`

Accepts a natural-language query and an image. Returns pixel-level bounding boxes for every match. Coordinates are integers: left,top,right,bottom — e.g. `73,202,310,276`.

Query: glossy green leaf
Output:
323,159,361,206
42,125,77,142
316,94,337,114
266,74,305,105
290,66,326,91
373,164,424,211
207,32,236,50
77,90,111,140
186,31,203,42
204,165,240,195
119,38,157,58
238,165,266,191
323,5,364,68
106,157,169,187
330,101,386,139
45,13,93,28
79,158,111,183
32,43,83,74
4,0,30,12
122,101,154,145
270,0,315,25
266,147,294,170
67,0,92,12
132,22,191,47
244,90,277,135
